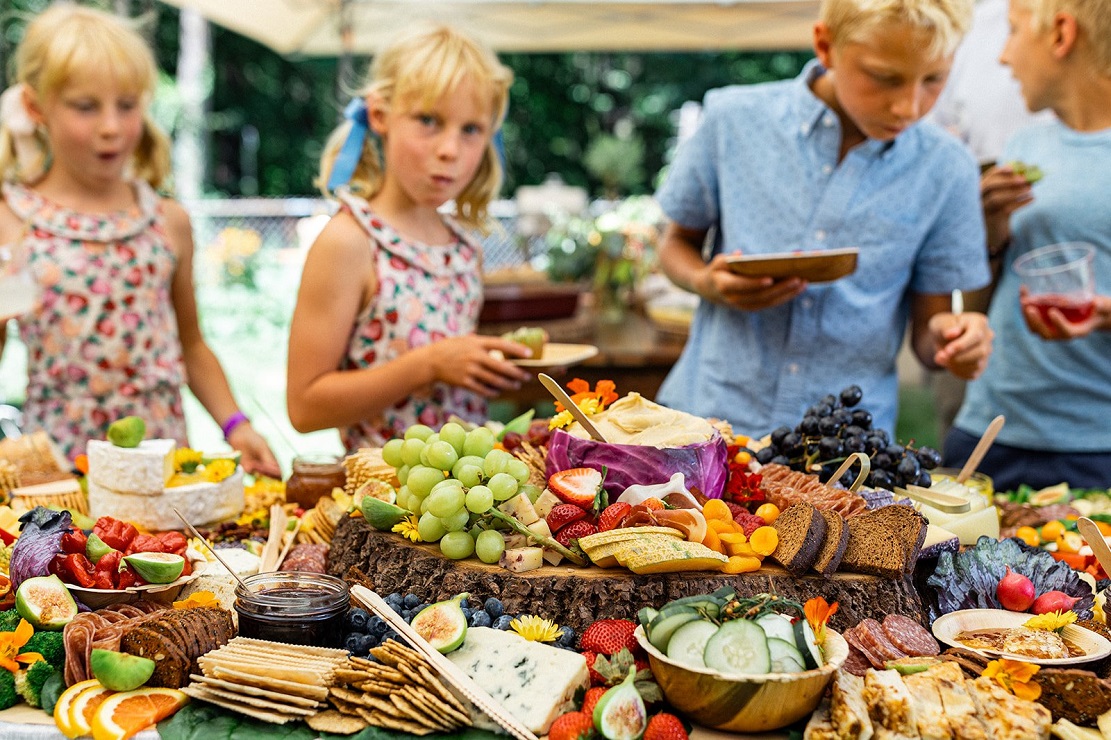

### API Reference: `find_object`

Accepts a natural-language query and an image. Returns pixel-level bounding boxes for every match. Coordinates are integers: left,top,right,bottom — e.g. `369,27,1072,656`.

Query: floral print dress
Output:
3,181,188,461
337,190,486,450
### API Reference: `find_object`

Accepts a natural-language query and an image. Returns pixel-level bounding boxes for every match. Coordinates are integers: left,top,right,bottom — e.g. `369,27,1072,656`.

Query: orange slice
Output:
91,687,189,740
53,679,104,738
68,683,116,739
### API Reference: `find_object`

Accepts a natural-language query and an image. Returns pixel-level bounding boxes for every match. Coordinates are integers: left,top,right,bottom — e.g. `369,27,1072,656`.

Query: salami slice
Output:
844,625,887,669
882,613,940,656
856,618,908,666
841,644,873,676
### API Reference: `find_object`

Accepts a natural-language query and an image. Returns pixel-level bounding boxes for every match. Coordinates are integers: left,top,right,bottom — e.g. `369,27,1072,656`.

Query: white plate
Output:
725,248,859,282
511,343,599,368
931,608,1111,665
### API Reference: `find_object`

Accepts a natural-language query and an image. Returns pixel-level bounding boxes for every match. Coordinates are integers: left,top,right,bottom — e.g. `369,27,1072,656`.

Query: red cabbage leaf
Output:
10,506,72,590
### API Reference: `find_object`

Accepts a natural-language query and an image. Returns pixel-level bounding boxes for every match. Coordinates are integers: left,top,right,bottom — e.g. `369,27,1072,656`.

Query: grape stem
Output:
485,509,588,566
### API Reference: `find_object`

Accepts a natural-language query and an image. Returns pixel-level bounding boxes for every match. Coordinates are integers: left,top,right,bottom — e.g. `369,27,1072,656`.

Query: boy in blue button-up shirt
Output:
655,0,995,438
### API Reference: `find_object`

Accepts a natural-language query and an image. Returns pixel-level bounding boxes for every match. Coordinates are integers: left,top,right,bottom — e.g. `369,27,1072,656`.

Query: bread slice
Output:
812,509,849,576
770,502,827,575
841,506,927,578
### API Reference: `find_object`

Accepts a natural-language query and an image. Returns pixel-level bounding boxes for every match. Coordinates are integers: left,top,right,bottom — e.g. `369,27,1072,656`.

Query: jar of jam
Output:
235,572,350,647
285,454,346,509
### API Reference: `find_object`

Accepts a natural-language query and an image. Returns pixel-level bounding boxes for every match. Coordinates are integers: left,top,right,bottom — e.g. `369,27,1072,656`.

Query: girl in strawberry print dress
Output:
287,25,532,450
0,5,279,476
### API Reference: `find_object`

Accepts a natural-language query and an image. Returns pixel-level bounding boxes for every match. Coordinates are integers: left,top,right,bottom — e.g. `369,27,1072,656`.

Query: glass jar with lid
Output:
235,571,350,647
285,454,346,509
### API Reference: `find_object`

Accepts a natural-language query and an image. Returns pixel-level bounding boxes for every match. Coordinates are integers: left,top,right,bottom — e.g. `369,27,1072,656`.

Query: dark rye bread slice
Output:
770,502,827,575
122,606,236,688
840,505,927,578
812,509,849,576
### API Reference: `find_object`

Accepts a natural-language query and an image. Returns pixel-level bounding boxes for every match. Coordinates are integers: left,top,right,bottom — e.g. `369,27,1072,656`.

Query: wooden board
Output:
328,517,925,632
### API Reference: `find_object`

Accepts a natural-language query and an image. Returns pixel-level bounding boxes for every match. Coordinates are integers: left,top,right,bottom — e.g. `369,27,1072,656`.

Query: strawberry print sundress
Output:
337,190,486,451
3,181,188,461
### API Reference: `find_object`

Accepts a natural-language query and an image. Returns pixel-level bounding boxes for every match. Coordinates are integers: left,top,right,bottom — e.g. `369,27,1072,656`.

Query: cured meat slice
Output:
856,618,908,666
882,613,939,656
841,644,873,677
844,625,888,670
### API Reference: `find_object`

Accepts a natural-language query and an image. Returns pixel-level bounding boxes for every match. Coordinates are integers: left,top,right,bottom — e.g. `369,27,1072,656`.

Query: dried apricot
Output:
722,555,762,574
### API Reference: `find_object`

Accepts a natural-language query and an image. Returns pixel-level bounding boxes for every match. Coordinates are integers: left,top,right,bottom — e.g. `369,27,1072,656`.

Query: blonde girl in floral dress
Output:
0,5,279,476
287,25,532,450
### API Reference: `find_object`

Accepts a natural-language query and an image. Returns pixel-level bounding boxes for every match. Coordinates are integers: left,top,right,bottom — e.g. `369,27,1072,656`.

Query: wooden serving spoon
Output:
956,414,1005,484
538,373,609,443
1078,517,1111,579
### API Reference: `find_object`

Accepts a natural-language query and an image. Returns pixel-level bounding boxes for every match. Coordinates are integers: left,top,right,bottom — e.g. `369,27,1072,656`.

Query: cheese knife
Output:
538,373,608,443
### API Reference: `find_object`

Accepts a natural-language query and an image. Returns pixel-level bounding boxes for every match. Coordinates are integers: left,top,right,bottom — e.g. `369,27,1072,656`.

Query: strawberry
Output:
555,520,598,548
597,502,632,531
644,713,688,740
549,467,605,509
580,619,639,656
549,711,596,740
582,650,605,685
547,504,588,532
581,686,607,716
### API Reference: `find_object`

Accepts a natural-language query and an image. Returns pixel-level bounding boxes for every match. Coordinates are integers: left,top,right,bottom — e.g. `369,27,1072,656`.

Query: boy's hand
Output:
427,335,533,397
227,423,282,479
1019,286,1111,340
929,311,993,380
981,165,1033,254
695,254,808,311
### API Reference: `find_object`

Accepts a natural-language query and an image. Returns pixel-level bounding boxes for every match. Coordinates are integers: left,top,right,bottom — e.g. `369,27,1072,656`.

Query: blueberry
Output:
459,596,471,610
403,594,421,609
471,611,492,628
485,597,505,619
353,633,375,656
386,592,403,607
461,607,473,620
382,629,399,643
413,604,429,617
557,626,577,646
344,634,362,654
493,615,515,630
345,608,369,632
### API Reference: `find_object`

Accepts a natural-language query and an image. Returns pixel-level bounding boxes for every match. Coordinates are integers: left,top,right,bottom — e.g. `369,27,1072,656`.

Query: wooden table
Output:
480,305,689,411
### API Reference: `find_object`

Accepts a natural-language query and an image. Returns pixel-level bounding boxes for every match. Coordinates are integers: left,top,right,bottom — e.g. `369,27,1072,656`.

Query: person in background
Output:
653,0,994,439
945,0,1111,490
286,25,531,451
0,5,279,475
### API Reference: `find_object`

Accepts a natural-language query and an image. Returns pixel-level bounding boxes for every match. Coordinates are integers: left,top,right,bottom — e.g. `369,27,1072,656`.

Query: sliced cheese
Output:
87,438,175,495
88,469,244,530
445,626,588,734
940,505,1001,545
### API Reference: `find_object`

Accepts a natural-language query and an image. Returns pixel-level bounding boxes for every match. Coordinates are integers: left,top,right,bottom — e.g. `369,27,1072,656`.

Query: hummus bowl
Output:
635,625,849,732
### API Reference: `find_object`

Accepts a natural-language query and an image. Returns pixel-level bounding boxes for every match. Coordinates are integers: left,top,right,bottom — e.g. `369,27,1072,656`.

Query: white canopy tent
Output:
156,0,819,54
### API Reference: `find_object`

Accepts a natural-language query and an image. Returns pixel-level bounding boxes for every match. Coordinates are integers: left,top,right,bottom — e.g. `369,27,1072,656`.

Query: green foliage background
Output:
1,0,812,198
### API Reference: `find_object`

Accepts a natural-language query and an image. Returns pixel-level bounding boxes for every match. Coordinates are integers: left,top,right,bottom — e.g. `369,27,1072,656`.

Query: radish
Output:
996,567,1036,611
1031,590,1081,615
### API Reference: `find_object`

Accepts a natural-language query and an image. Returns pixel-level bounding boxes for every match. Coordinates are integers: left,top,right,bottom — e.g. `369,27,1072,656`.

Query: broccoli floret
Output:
24,630,66,672
0,669,18,710
15,660,55,707
0,609,19,634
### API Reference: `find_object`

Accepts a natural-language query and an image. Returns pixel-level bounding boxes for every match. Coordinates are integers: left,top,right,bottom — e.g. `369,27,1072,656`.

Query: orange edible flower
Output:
804,596,839,645
0,619,44,673
554,379,618,413
173,591,218,610
74,454,89,475
983,658,1042,701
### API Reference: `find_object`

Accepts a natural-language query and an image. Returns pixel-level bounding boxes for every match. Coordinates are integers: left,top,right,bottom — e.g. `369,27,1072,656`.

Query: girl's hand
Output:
694,254,807,311
1020,286,1111,340
929,311,994,379
227,423,282,478
426,335,533,397
981,165,1033,254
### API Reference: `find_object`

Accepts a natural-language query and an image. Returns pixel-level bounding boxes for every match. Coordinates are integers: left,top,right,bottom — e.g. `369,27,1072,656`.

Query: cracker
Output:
404,685,471,727
189,675,322,708
186,684,318,716
306,709,369,735
206,665,329,700
390,693,452,731
352,679,397,695
356,708,434,735
182,686,298,724
328,694,364,716
415,664,470,715
210,648,338,670
229,636,349,659
335,666,404,684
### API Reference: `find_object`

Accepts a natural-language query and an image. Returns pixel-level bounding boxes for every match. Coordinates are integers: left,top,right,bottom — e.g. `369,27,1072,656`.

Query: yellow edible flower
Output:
0,619,43,673
174,448,203,474
203,459,236,483
1024,610,1077,633
510,615,562,643
983,658,1042,701
548,410,575,430
392,515,422,543
174,591,219,610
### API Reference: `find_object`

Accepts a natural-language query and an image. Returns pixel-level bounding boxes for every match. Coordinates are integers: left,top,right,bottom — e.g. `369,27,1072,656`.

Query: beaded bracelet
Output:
221,410,250,440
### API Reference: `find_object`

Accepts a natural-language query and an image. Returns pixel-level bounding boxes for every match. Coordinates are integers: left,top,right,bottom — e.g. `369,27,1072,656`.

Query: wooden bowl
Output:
725,248,859,283
635,625,849,733
66,571,201,610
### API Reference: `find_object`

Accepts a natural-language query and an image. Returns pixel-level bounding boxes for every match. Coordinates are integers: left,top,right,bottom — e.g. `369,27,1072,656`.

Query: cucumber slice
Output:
703,619,771,675
648,606,702,653
663,595,721,619
767,637,806,673
666,620,720,669
638,607,658,631
793,618,822,670
755,613,795,644
710,586,737,603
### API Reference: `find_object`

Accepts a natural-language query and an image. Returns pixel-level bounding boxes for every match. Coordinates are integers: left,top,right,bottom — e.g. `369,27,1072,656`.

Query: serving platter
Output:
931,608,1111,665
725,248,859,283
511,343,598,368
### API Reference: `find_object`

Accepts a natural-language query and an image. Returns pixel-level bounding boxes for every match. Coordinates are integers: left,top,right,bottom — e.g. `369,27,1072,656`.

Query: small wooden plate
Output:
512,343,598,368
725,248,859,283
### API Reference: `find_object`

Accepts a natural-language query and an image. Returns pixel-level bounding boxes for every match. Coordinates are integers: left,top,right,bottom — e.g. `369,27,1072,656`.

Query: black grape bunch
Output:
754,385,942,490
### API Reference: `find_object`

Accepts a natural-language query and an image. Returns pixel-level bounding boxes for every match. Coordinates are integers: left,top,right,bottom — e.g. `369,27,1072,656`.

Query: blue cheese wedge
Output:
445,626,588,734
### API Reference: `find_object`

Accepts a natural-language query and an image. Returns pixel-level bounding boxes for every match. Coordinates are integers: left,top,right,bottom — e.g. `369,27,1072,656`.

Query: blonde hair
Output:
0,4,171,189
1016,0,1111,75
820,0,973,58
318,24,513,229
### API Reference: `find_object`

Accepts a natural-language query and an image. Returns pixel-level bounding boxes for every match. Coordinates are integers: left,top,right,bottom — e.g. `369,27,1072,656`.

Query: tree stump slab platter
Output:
328,516,924,632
